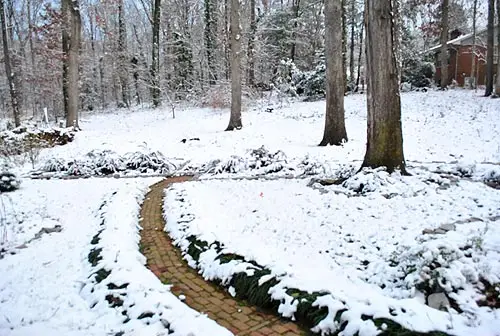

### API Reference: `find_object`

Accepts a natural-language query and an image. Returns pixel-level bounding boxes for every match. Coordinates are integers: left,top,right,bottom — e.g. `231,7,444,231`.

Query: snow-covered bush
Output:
36,149,181,177
203,146,289,176
0,172,20,192
273,53,327,100
86,150,125,175
123,150,177,174
41,158,68,172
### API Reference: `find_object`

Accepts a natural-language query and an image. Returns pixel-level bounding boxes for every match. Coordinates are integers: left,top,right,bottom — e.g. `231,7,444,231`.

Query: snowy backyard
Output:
1,90,500,336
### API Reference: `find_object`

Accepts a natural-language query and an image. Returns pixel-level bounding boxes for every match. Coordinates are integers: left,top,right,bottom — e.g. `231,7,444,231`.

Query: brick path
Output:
140,177,307,336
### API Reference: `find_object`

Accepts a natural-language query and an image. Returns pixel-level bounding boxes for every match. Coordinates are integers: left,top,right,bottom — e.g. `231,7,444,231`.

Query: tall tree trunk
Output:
439,0,449,89
355,12,364,91
319,0,347,146
290,0,300,62
204,0,217,84
151,0,161,106
247,0,256,86
485,0,495,96
62,0,69,119
224,0,230,80
342,0,347,90
225,0,242,131
62,0,82,128
495,0,500,96
27,0,36,116
361,0,406,173
118,0,129,107
0,0,20,127
348,0,356,87
470,0,477,89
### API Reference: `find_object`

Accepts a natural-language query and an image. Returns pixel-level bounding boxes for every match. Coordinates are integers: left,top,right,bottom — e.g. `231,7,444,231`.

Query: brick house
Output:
428,26,498,87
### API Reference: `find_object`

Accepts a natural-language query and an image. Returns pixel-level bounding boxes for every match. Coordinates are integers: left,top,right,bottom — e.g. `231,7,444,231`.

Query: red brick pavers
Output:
139,177,307,336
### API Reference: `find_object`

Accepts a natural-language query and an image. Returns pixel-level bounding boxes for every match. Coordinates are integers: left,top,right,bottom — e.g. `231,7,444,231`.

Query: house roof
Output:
426,26,492,53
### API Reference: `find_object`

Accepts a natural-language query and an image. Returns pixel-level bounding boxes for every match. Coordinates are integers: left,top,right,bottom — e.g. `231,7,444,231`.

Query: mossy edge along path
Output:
139,177,307,336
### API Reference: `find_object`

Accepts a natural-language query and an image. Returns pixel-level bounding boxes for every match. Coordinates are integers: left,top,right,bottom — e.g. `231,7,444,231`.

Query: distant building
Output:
427,26,498,87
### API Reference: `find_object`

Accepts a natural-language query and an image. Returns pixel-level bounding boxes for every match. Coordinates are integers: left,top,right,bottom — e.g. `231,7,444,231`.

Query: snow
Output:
165,171,500,335
0,179,230,336
35,90,500,173
1,89,500,335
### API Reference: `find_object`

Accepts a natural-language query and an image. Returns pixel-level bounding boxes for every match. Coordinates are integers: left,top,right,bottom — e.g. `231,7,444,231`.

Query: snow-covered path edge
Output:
80,178,232,336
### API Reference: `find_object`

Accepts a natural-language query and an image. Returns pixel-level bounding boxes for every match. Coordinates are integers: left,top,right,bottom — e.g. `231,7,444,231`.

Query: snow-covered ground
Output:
0,179,230,336
38,90,500,171
164,169,500,335
1,89,500,335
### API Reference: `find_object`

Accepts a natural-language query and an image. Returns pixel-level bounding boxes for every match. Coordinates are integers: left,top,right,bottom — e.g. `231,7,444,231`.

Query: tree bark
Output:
355,11,364,91
348,0,356,87
361,0,406,173
290,0,300,62
247,0,256,86
485,0,495,96
204,0,218,84
118,0,130,107
439,0,449,89
62,0,81,128
0,0,20,127
319,0,347,146
225,0,242,131
470,0,477,89
496,0,500,96
151,0,161,107
342,0,347,90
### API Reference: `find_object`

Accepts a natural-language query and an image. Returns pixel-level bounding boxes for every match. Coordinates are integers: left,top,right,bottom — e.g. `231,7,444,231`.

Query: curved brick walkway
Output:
140,177,307,336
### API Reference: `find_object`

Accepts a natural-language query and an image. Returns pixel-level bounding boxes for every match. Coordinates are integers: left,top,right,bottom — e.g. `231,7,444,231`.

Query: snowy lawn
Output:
164,167,500,336
0,178,230,336
36,90,500,173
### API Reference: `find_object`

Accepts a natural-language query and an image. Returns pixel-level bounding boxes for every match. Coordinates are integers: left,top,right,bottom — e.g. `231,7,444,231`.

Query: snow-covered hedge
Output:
35,149,182,178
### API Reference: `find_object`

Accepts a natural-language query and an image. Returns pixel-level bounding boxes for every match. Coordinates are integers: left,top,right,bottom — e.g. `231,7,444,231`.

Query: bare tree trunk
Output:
118,0,130,107
361,0,406,173
62,0,69,118
485,0,495,96
151,0,161,107
204,0,218,85
0,0,20,127
290,0,300,62
470,0,477,89
247,0,256,86
319,0,347,146
439,0,449,89
27,0,36,116
225,0,242,131
495,0,500,96
62,0,81,128
342,0,347,90
355,12,364,92
348,0,356,87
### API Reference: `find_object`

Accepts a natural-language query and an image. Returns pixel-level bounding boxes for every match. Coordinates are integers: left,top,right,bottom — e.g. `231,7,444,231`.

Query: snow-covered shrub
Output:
67,159,97,176
202,146,289,176
41,158,68,172
0,172,20,192
273,53,327,100
86,150,125,175
293,52,326,99
123,151,177,174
